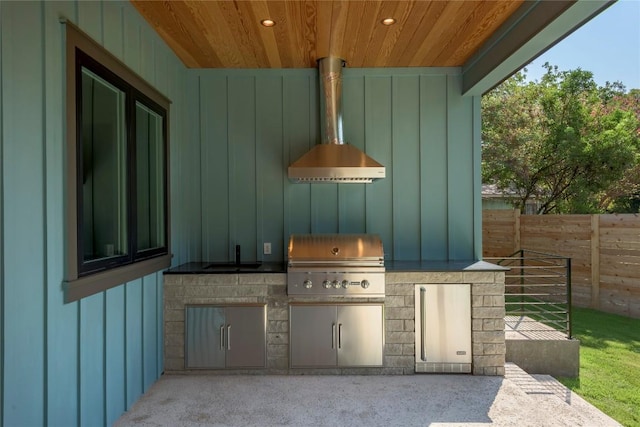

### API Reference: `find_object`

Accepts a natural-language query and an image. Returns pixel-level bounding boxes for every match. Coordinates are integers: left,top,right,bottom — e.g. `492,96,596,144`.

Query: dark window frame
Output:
64,22,171,302
130,91,169,262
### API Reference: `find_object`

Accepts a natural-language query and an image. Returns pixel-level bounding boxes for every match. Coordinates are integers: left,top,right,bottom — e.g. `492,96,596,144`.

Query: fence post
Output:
514,209,521,253
590,214,600,309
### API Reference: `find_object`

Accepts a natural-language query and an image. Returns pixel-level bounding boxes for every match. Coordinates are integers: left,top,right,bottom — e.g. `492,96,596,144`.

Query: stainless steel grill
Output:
287,234,385,297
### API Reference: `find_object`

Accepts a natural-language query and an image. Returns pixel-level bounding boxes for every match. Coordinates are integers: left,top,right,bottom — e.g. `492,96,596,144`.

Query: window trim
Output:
64,22,171,303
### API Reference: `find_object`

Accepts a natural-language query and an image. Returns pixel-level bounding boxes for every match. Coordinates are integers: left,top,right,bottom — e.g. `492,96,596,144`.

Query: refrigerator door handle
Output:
420,286,427,361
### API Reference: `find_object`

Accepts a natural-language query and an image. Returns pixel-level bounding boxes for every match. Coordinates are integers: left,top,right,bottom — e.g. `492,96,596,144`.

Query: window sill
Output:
64,254,171,303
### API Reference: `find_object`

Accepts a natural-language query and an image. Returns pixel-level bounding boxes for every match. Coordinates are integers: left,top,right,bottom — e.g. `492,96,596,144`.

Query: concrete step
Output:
505,362,559,397
504,362,621,426
505,316,580,377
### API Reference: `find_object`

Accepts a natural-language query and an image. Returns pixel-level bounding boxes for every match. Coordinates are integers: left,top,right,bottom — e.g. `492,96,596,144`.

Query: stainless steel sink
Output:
204,262,262,271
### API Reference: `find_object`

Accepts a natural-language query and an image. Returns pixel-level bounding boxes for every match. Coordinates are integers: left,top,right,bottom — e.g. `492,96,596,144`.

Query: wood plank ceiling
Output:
131,0,525,69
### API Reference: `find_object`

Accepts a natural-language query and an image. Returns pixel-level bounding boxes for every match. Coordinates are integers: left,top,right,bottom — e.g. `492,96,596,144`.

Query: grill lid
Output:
288,234,384,265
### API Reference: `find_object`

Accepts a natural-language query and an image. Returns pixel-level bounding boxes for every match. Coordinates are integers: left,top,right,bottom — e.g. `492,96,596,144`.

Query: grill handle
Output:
288,259,384,266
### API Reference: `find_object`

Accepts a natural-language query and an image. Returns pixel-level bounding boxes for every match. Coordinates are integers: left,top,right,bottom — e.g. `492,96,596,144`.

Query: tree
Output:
482,64,640,214
597,89,640,212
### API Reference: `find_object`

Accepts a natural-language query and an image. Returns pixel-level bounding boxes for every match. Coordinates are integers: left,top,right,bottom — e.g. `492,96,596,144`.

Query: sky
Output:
523,0,640,90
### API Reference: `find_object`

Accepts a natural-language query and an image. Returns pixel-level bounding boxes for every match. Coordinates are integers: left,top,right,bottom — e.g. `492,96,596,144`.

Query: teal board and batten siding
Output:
0,3,481,425
195,68,481,262
0,2,194,426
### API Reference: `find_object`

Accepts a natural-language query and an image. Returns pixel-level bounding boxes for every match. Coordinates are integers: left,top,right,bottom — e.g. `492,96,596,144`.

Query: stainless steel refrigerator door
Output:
415,284,471,370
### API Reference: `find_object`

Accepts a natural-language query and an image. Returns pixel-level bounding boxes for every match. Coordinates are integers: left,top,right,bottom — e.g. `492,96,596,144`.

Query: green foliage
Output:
482,63,640,214
558,307,640,426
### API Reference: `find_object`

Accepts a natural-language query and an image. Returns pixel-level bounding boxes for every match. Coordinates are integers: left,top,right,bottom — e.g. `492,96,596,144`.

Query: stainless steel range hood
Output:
288,57,385,183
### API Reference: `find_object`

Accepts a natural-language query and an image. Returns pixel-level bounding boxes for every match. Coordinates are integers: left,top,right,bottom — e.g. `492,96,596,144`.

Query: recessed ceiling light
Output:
381,18,396,26
261,19,276,27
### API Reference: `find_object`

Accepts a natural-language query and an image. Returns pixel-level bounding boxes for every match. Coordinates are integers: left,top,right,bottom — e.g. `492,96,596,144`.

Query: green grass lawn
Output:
557,307,640,427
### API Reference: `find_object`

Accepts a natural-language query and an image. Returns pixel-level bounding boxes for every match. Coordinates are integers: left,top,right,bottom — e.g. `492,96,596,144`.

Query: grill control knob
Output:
323,280,331,289
341,280,350,289
361,280,370,289
332,280,340,289
303,280,312,289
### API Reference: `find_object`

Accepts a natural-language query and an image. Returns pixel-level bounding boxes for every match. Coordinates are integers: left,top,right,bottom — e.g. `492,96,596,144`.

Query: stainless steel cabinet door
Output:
290,305,338,367
337,305,384,367
225,306,266,368
416,284,471,364
186,306,225,368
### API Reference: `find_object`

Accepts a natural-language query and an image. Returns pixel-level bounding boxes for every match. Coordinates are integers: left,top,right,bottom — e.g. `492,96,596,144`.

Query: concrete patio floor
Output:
115,363,620,426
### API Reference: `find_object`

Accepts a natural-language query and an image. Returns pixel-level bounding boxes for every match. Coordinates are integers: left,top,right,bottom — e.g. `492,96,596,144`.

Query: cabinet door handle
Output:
220,325,225,350
420,287,427,362
227,325,231,350
338,323,343,349
331,323,336,349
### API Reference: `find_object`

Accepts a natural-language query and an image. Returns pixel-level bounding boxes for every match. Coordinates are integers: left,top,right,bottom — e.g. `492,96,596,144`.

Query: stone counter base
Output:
164,271,505,376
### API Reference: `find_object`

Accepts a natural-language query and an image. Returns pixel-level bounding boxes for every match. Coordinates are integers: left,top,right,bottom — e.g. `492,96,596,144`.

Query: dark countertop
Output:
165,260,506,274
385,260,508,272
164,262,287,274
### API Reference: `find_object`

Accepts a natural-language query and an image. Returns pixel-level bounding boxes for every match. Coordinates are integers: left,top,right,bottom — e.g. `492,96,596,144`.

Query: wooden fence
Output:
483,210,640,318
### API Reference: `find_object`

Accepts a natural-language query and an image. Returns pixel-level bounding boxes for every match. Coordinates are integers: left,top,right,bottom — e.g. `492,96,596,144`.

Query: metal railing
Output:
486,249,572,339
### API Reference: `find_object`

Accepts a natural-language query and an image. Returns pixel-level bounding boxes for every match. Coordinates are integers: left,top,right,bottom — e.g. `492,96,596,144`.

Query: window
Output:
65,23,170,302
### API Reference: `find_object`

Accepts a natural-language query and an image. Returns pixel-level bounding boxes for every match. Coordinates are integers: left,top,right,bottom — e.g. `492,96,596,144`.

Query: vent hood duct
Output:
288,57,385,183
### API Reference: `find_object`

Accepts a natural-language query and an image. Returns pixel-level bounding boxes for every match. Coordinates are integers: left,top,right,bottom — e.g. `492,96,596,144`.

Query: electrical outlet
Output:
263,242,272,255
